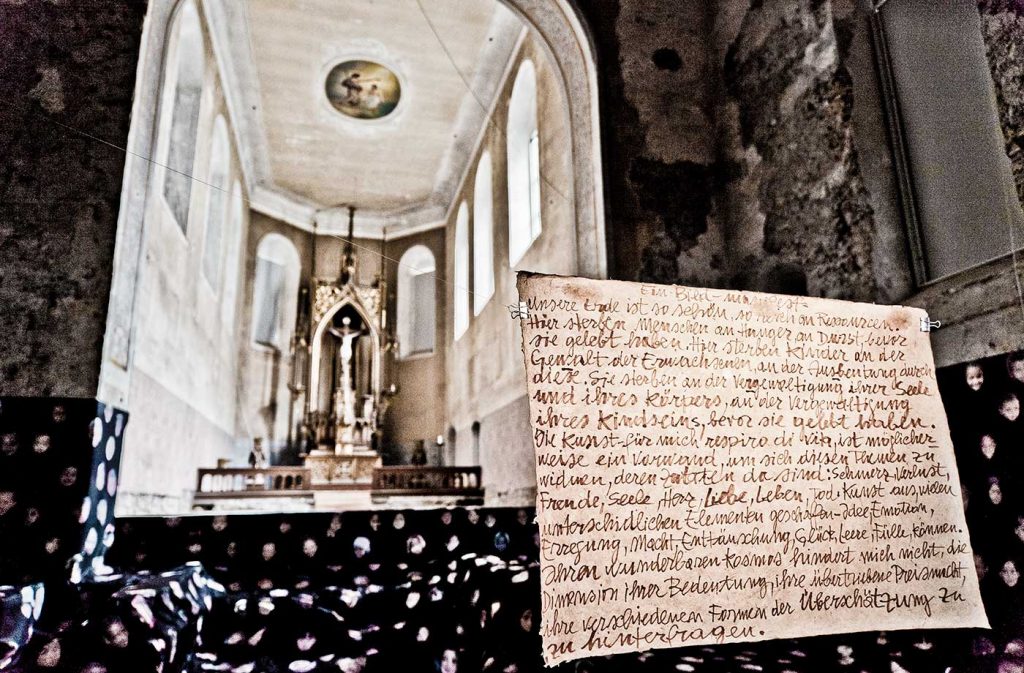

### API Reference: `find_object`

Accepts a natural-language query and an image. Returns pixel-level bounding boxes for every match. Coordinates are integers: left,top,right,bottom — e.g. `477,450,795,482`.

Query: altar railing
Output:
194,467,314,502
370,466,484,498
193,465,483,508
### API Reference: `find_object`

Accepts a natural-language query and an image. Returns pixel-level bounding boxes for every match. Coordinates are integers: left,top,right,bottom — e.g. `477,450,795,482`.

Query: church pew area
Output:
0,505,998,673
4,352,1024,673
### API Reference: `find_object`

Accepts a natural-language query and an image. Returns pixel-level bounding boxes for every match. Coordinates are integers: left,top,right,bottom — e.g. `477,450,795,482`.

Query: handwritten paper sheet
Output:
517,274,988,666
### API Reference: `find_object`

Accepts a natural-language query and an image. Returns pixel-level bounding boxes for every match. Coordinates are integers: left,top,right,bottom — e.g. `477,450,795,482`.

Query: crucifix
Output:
328,315,363,451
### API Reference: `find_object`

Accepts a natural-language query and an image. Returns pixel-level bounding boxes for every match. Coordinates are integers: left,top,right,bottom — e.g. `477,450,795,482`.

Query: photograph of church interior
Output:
3,0,1024,671
102,0,593,515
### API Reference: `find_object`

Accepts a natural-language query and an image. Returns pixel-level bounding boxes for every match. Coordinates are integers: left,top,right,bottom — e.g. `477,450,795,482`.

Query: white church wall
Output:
119,21,252,514
446,36,576,506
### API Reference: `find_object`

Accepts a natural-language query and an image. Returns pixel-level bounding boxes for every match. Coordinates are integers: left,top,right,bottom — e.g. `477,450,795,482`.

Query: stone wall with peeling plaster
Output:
0,0,146,396
979,0,1024,210
578,0,912,303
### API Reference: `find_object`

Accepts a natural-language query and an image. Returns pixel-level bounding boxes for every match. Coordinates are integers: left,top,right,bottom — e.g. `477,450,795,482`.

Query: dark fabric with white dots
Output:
9,351,1024,673
0,583,43,670
71,403,127,582
10,563,221,672
937,349,1024,669
0,398,130,671
99,509,976,673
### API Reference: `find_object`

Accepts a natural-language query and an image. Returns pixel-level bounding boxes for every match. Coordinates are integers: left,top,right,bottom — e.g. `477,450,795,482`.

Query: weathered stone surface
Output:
979,0,1024,208
0,0,145,395
720,0,877,300
579,0,890,301
630,157,715,282
579,0,724,285
614,1,714,165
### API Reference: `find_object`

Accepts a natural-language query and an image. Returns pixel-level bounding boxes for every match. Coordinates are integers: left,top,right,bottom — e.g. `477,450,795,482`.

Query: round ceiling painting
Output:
325,60,401,120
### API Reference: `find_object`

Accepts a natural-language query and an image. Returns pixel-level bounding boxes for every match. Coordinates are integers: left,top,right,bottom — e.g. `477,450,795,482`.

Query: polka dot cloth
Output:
104,509,975,673
72,401,127,582
938,349,1024,672
5,353,1024,673
16,562,222,672
95,352,1018,673
0,582,43,670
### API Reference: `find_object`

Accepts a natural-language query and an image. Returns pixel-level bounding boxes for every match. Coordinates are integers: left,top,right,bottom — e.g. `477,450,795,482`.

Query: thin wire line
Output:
46,114,229,198
20,102,485,300
413,0,572,206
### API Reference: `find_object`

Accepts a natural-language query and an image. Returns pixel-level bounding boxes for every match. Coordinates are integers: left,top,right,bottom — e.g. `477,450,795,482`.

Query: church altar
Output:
303,450,381,485
290,209,394,486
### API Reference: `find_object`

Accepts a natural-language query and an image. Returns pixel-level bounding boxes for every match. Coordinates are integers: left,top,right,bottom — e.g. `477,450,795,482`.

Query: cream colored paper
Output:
517,273,988,667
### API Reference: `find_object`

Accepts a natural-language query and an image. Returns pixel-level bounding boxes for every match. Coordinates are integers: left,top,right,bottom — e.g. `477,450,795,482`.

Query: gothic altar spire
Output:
340,206,356,286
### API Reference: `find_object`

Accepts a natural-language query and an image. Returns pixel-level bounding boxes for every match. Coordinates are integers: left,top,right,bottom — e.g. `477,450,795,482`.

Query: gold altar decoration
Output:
291,207,396,485
304,451,381,485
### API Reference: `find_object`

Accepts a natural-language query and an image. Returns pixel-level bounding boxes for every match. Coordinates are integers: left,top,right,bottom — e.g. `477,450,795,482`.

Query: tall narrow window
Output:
473,151,494,315
159,0,204,232
507,60,541,266
221,180,246,326
528,129,542,238
454,202,470,340
397,245,436,358
251,234,300,350
202,116,230,290
471,421,481,466
252,258,284,347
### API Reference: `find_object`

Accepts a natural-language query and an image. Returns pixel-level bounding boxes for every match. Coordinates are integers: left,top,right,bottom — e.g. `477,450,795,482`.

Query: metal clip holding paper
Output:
920,316,941,332
508,302,529,320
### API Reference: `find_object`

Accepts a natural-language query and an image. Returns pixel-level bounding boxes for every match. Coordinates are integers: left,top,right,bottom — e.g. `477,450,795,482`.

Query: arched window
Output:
397,245,436,358
445,425,456,466
506,60,541,266
453,201,470,340
221,180,246,326
471,420,481,466
473,151,494,315
159,0,204,232
251,234,300,350
202,115,230,290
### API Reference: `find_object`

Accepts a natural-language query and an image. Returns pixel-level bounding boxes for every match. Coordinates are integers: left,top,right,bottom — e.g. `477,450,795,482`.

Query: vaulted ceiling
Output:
206,0,525,236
